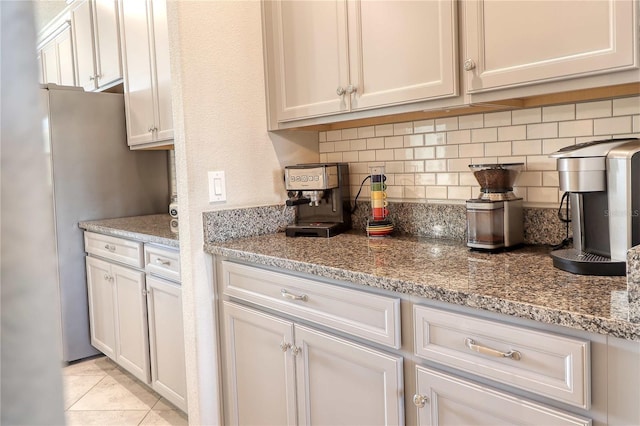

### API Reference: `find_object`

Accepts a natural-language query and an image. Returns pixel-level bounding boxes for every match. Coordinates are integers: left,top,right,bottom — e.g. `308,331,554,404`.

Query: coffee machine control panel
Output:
285,165,339,191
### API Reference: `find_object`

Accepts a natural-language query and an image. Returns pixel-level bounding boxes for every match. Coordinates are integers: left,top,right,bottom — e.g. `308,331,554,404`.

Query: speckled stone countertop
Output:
79,214,179,248
205,232,640,341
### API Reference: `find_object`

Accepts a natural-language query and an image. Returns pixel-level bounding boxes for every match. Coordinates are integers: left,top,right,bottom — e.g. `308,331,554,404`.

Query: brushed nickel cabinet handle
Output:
281,289,307,302
465,338,521,361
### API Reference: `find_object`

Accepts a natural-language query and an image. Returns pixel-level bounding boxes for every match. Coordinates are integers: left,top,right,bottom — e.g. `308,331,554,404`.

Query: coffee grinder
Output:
284,163,351,237
466,163,524,251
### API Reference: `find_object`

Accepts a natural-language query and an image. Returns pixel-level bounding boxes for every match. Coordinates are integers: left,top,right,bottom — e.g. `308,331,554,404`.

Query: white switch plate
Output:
208,171,226,203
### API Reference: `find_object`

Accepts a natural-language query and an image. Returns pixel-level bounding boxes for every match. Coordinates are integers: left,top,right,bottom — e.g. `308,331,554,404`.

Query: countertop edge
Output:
79,222,179,248
205,243,640,342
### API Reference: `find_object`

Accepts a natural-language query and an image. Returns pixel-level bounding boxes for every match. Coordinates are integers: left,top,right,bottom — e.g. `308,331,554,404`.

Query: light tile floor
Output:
63,355,188,426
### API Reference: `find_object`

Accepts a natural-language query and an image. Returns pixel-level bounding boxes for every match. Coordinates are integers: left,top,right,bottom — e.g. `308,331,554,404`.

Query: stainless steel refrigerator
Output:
40,84,169,362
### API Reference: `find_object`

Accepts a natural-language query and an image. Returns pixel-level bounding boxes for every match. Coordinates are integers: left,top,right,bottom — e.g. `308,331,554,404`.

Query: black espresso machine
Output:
549,138,640,276
284,163,351,237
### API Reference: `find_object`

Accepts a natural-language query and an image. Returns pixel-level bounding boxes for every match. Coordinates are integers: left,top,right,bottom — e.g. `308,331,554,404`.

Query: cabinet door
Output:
295,324,404,426
464,0,637,93
149,0,173,142
221,301,297,426
119,0,156,146
72,0,97,91
41,40,60,84
93,0,122,89
56,28,76,86
348,0,457,110
146,275,187,411
86,256,117,359
112,263,150,384
269,0,350,121
414,366,591,426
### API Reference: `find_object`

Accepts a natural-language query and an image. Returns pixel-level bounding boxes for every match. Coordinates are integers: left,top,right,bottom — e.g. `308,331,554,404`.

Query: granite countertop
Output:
205,232,640,342
79,214,179,248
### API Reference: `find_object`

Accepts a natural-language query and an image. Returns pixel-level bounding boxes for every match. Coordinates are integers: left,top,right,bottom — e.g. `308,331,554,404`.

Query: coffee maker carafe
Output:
284,163,351,237
549,138,640,276
466,163,524,251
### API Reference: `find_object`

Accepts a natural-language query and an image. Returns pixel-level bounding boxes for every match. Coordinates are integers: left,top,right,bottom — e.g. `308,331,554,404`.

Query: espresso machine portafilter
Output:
284,163,351,237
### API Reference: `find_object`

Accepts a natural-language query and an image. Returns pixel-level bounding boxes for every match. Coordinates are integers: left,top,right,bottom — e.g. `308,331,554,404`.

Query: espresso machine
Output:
284,163,351,237
466,163,524,251
549,138,640,276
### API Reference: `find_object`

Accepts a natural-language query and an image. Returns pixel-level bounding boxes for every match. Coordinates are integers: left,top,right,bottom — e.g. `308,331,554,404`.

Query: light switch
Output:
208,171,226,203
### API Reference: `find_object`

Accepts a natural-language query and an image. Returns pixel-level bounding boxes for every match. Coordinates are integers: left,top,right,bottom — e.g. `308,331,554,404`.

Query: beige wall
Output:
166,1,316,423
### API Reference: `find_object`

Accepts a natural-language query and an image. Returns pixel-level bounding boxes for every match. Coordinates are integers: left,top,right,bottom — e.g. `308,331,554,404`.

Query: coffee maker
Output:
466,163,524,251
549,138,640,276
284,163,351,237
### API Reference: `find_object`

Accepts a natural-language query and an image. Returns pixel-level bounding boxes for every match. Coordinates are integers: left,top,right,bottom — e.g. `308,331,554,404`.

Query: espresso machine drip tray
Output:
285,222,347,238
550,248,626,276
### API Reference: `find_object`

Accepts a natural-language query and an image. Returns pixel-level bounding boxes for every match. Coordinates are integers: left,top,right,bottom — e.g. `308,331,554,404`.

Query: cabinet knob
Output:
290,345,301,356
104,244,116,252
336,86,346,96
346,84,357,94
413,394,429,408
89,75,95,81
279,341,291,352
463,59,476,71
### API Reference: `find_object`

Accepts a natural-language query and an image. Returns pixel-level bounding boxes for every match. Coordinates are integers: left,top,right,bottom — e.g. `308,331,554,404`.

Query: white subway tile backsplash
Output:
358,126,376,139
394,148,414,160
321,97,639,207
435,117,458,131
484,111,511,127
543,104,575,122
576,100,611,119
374,124,394,137
527,122,558,139
512,139,542,156
425,133,446,145
385,136,404,149
458,114,484,129
341,128,358,140
484,141,511,157
404,134,424,147
326,130,342,141
498,125,527,141
424,159,447,172
414,147,435,159
413,119,435,133
415,173,436,185
558,119,593,137
366,137,385,150
394,122,413,135
612,96,640,116
472,127,498,143
447,129,471,144
594,116,632,135
436,145,459,159
512,108,542,125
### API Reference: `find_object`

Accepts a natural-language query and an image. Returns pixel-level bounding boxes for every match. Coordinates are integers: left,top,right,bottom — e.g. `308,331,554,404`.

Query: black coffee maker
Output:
284,163,351,237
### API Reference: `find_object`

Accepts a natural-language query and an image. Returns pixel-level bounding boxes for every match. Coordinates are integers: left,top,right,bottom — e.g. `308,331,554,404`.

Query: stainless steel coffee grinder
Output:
466,163,524,251
284,163,351,237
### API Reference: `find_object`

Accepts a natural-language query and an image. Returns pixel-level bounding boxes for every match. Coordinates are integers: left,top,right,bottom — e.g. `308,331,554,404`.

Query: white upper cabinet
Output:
266,0,458,123
463,0,638,93
71,0,122,91
119,0,173,148
40,23,76,86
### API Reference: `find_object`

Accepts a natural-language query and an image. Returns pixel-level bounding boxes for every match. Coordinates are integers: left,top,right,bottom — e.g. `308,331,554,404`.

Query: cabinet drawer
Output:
221,261,401,349
145,245,180,282
84,231,143,268
415,366,591,426
414,305,590,409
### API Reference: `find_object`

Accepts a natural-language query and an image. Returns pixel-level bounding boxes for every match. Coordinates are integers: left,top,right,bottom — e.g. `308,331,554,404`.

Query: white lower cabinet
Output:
221,300,404,426
86,255,149,383
414,366,590,426
84,232,186,412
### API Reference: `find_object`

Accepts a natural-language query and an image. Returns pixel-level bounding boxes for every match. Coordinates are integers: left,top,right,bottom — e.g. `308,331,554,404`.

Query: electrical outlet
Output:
208,171,226,203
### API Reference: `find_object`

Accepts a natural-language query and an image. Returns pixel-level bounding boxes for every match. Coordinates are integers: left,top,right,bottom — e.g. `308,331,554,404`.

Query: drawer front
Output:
84,231,143,268
221,261,401,349
145,245,180,282
415,366,591,426
414,305,590,409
